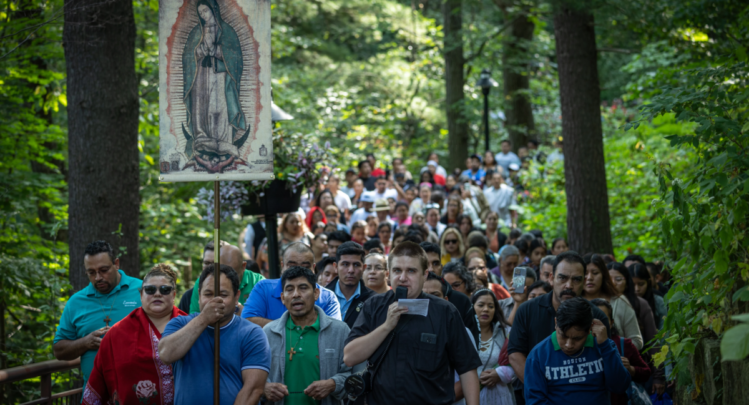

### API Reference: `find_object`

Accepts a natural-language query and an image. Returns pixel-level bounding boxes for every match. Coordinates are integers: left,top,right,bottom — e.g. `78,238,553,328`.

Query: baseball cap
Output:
508,163,520,171
470,153,483,162
427,160,438,167
374,199,390,211
360,193,376,203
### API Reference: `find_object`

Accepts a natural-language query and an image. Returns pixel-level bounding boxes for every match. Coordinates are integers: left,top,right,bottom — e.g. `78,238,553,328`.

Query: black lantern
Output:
476,68,498,152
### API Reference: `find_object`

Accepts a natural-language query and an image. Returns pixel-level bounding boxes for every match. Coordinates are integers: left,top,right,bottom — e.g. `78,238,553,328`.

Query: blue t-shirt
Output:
163,314,271,405
494,152,521,177
241,279,341,321
53,270,142,388
461,169,486,183
524,332,631,405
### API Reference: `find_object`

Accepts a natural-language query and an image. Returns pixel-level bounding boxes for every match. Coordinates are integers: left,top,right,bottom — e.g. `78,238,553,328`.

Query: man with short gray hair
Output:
243,242,341,327
539,255,556,283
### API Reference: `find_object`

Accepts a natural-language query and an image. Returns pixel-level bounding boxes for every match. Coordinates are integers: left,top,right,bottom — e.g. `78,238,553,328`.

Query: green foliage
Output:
624,3,749,378
720,313,749,362
0,2,71,396
520,110,695,259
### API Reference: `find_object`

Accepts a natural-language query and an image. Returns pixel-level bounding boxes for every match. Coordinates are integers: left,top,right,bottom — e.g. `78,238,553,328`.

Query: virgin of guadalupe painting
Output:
183,0,247,172
159,0,272,181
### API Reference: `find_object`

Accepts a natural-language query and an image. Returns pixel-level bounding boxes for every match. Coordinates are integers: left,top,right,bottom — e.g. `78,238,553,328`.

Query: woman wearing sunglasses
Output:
439,227,465,266
83,264,186,405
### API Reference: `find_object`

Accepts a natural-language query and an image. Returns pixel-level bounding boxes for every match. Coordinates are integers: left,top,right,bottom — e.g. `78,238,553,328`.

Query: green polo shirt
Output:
551,331,595,351
53,270,142,388
189,269,264,314
284,314,321,405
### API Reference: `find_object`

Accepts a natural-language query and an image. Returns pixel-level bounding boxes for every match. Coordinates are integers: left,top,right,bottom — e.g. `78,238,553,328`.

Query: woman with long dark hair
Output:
314,188,335,211
528,239,547,270
471,289,515,405
457,214,473,248
483,150,498,173
608,262,657,350
440,195,463,225
630,263,667,330
583,255,644,350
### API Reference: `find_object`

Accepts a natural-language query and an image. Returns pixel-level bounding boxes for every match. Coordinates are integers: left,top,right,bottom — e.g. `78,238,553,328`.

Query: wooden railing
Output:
0,358,82,405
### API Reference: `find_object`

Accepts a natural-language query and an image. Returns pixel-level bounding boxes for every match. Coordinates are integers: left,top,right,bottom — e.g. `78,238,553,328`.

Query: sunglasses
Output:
142,285,174,295
445,239,459,245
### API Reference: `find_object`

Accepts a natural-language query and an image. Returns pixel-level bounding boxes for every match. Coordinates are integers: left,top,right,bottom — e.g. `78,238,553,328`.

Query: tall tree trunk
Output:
500,5,536,152
64,0,140,290
553,6,612,254
443,0,469,173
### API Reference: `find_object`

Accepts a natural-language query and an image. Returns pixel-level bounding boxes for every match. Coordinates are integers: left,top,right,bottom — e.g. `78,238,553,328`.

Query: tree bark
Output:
64,0,140,290
553,6,613,254
443,0,469,173
500,6,536,152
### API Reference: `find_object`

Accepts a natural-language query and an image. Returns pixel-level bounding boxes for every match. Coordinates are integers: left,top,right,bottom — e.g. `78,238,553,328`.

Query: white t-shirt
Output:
333,189,352,212
371,188,398,201
483,184,516,225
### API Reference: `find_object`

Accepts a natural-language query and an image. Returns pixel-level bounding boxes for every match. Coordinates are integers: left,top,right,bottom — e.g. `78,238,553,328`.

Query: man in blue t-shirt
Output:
53,240,142,389
160,264,270,405
495,139,521,178
461,154,486,184
524,297,631,405
242,242,341,327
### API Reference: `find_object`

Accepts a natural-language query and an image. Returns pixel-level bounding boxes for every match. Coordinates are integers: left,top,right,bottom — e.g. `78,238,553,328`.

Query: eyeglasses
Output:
450,281,464,289
468,266,486,272
445,239,459,245
142,285,174,295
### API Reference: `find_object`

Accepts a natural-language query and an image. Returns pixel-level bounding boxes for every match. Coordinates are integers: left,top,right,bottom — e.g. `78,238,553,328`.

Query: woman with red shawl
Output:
83,264,186,405
305,206,327,230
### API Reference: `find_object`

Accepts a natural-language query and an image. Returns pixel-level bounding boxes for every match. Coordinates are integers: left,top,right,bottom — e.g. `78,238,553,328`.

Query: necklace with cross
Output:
97,289,121,327
287,347,297,361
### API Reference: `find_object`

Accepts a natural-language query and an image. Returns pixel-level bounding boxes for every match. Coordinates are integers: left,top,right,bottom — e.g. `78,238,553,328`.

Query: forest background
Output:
1,0,748,402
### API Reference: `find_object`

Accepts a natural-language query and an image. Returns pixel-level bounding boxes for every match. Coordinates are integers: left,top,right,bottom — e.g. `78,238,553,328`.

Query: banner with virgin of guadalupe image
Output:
159,0,273,182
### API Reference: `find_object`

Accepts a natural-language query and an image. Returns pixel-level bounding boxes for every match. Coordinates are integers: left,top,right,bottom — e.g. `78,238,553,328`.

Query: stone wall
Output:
675,338,749,405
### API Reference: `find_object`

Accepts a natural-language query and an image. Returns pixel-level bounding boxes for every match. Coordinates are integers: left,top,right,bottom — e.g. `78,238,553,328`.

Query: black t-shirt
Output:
446,288,479,346
360,176,377,191
507,292,611,358
346,291,481,405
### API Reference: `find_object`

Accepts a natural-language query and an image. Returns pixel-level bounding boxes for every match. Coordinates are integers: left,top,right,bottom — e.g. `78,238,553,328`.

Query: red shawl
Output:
305,206,327,229
82,307,186,405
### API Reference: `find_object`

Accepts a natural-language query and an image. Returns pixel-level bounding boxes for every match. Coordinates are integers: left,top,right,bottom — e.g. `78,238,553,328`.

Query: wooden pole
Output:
213,181,221,405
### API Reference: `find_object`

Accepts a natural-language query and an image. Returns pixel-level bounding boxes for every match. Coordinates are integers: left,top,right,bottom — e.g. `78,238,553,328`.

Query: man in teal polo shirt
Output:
187,242,264,314
53,240,142,388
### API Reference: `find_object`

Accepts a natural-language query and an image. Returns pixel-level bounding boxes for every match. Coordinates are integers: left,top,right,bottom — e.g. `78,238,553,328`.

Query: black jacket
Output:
325,278,375,329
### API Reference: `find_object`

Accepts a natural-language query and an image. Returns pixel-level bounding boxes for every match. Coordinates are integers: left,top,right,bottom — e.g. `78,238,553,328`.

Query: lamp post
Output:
476,68,498,152
266,100,293,279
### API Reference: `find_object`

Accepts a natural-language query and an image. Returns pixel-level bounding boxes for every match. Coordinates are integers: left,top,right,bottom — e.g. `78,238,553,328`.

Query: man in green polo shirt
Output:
184,241,264,314
53,240,143,389
263,267,356,405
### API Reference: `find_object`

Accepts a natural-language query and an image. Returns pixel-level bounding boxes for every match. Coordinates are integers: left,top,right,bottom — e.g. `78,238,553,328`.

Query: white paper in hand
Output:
397,299,429,317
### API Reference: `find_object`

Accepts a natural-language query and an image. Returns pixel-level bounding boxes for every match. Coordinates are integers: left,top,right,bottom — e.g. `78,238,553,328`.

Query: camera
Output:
344,368,371,401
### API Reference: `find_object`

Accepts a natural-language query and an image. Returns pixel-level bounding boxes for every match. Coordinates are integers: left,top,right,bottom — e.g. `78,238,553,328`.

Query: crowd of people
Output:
53,141,674,405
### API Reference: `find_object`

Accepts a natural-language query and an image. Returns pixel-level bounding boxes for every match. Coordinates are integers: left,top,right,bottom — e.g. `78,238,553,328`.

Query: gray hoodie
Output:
263,306,362,405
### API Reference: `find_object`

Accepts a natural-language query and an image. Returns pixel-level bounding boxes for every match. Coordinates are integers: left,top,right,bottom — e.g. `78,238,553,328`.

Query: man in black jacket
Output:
326,241,374,328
